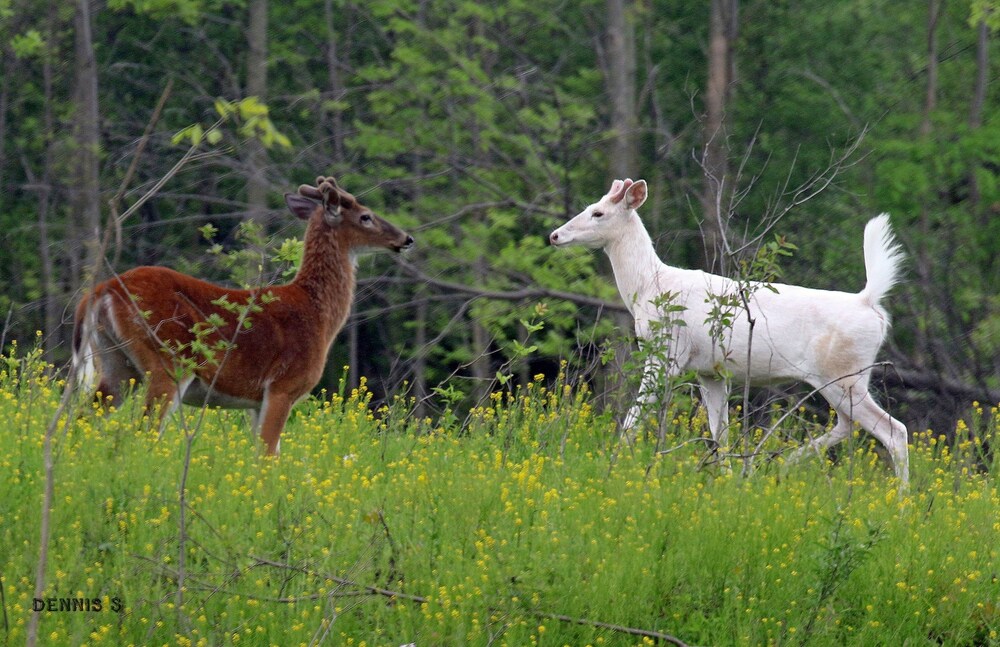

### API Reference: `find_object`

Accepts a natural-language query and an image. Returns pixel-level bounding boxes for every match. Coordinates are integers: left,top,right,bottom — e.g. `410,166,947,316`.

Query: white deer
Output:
549,178,908,483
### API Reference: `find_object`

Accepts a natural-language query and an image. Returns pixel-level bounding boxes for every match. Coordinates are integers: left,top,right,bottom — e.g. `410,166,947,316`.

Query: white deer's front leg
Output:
622,351,677,439
698,378,731,449
622,355,659,432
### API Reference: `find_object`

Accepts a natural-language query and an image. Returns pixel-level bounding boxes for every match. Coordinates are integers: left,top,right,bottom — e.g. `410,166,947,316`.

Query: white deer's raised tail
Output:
860,213,905,307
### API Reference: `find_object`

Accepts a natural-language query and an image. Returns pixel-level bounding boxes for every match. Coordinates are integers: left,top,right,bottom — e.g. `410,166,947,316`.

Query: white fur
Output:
550,179,909,483
72,303,100,394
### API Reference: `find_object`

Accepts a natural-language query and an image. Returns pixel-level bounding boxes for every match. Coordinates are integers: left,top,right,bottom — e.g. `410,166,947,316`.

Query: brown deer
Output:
72,176,413,454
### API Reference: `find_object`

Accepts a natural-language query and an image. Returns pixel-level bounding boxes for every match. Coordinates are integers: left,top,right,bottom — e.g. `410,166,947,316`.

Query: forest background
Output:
1,0,999,435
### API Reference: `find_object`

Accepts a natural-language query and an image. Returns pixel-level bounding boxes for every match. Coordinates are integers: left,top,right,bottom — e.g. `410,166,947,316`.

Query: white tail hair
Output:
861,213,905,306
550,179,910,484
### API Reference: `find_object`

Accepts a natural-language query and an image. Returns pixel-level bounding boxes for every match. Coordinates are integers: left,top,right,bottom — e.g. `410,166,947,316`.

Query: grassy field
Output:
1,341,999,646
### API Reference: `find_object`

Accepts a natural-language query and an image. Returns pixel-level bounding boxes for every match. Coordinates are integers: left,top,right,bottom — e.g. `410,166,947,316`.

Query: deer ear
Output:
285,193,319,220
625,179,647,210
609,179,629,204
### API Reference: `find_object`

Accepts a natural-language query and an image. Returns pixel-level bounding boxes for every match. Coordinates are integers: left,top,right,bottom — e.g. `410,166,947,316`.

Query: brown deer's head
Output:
284,176,414,252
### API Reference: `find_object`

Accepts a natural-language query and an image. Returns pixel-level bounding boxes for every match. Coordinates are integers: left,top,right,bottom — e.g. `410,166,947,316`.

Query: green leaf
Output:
10,30,45,59
199,223,218,241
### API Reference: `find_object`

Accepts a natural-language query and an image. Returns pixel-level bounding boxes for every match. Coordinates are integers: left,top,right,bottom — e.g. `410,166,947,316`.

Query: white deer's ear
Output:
607,179,624,198
609,179,631,204
625,179,647,210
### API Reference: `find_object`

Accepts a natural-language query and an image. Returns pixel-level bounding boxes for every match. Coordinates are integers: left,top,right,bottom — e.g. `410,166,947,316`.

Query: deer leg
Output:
849,394,910,485
789,382,908,485
258,389,295,456
142,364,189,437
787,380,861,469
698,378,731,449
622,355,669,439
786,410,853,468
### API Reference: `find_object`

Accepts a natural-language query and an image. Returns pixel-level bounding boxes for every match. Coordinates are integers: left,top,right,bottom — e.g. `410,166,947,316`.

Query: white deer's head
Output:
549,178,648,249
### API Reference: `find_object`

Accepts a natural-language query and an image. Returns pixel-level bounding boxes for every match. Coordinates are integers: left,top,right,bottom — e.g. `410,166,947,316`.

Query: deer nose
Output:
394,235,415,252
549,231,559,245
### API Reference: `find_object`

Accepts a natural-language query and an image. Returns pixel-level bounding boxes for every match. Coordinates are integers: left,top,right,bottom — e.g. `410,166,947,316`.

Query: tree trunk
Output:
968,17,988,209
347,316,359,391
913,0,943,371
323,0,346,163
0,54,8,208
920,0,942,137
970,18,988,130
470,258,492,402
39,7,60,358
246,0,269,225
605,0,638,178
470,308,492,402
72,0,102,286
700,0,737,272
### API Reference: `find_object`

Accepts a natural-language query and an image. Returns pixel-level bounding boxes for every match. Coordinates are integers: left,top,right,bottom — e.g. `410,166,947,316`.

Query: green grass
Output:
1,343,999,646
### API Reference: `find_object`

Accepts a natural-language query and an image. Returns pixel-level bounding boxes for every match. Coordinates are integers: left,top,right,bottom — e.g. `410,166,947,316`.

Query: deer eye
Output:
592,211,604,219
360,214,373,224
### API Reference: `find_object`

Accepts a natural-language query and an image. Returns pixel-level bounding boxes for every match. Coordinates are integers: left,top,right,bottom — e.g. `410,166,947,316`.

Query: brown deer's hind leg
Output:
258,389,295,456
91,332,143,408
123,337,187,436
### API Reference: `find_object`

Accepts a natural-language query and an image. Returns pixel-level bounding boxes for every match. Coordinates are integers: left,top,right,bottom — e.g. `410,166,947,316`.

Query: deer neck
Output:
292,218,356,333
604,213,666,315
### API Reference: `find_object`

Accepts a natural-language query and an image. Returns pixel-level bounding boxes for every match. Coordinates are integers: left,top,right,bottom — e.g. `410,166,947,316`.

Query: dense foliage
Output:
1,1,999,431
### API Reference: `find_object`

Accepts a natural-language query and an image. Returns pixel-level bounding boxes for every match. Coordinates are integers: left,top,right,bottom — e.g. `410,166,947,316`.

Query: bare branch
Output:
249,555,428,604
109,78,174,267
532,610,692,647
731,126,870,256
396,257,627,313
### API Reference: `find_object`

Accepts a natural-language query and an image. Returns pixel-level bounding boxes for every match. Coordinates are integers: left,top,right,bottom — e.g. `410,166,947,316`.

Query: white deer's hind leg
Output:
786,381,859,469
850,394,910,485
786,411,853,468
787,381,909,485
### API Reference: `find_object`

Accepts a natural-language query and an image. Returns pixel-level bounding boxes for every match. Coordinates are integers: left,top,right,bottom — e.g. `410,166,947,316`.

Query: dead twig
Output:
248,555,428,604
109,78,174,267
532,610,692,646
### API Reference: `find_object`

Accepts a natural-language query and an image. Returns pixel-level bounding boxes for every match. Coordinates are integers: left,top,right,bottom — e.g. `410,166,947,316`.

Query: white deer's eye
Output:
592,211,604,219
